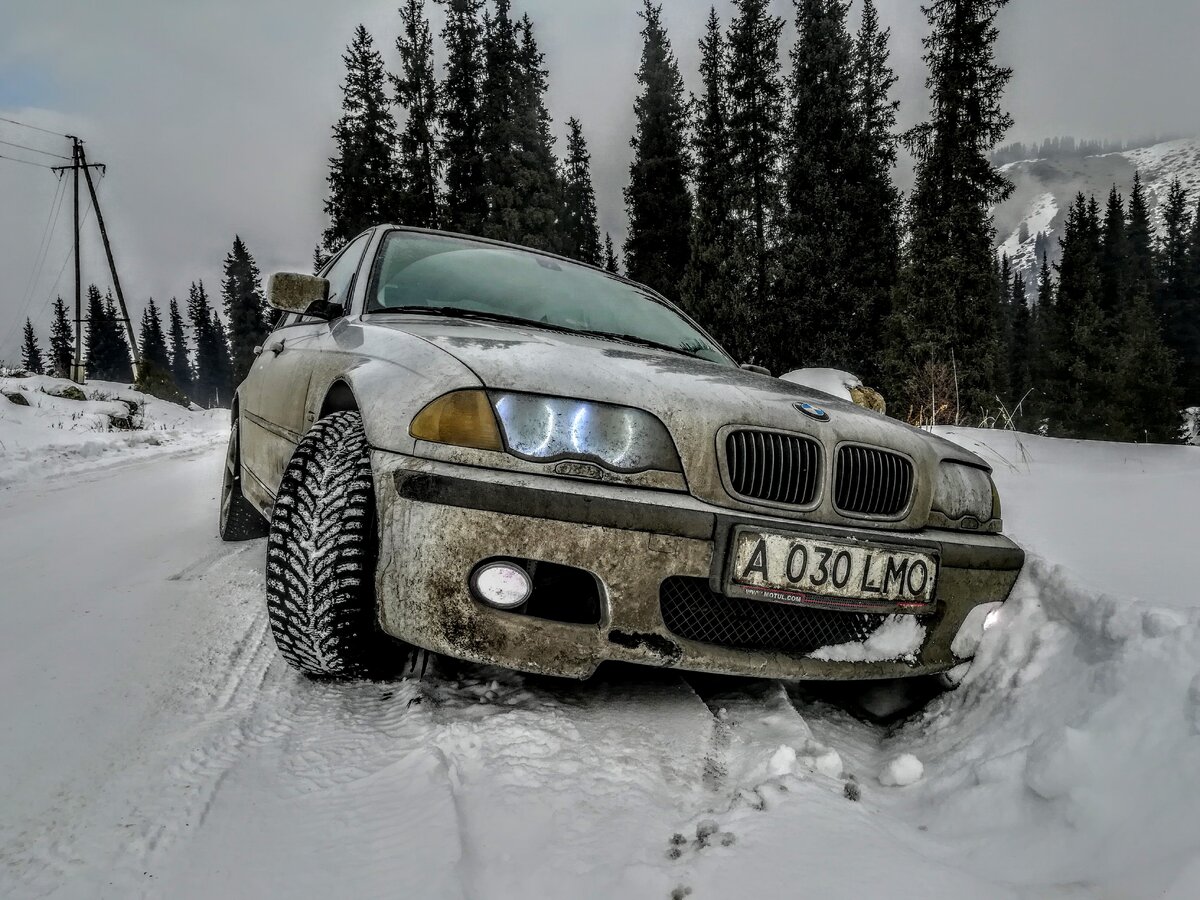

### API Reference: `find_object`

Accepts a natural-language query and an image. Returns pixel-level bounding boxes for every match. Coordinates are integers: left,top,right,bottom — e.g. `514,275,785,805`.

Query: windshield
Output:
365,231,733,366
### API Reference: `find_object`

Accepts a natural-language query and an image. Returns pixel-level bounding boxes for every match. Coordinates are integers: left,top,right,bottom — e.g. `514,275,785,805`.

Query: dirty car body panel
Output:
237,226,1024,681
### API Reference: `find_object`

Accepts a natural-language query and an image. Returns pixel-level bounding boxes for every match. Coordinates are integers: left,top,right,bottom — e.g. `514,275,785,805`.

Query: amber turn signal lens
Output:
410,390,504,452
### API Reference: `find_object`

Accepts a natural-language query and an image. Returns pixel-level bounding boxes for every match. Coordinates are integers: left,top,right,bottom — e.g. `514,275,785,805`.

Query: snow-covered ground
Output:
0,374,226,486
2,410,1199,898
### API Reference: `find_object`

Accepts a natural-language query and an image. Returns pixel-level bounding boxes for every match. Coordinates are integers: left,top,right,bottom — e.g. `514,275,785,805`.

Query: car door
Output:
241,231,374,498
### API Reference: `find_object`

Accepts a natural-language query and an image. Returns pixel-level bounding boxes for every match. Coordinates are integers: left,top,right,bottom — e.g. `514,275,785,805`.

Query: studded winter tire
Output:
219,415,269,541
265,411,408,679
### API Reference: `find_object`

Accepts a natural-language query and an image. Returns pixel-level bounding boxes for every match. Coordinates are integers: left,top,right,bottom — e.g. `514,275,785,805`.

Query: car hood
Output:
371,316,988,528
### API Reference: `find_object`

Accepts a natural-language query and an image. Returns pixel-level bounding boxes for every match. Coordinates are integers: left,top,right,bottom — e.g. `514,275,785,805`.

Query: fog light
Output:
470,562,533,609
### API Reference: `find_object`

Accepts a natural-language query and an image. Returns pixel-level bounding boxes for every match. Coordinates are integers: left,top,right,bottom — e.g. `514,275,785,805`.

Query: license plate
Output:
725,528,938,613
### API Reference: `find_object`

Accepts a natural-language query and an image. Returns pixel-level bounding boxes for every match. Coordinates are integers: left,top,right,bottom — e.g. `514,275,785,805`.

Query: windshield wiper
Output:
585,330,709,360
385,307,710,361
385,306,569,332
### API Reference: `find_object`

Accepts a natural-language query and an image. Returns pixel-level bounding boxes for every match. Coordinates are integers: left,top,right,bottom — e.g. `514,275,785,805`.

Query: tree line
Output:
20,235,271,410
1002,175,1200,442
317,0,1199,441
318,0,612,271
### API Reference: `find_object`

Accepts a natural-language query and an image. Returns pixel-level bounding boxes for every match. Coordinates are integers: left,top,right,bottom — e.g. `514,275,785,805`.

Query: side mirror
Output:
267,272,335,318
740,363,772,377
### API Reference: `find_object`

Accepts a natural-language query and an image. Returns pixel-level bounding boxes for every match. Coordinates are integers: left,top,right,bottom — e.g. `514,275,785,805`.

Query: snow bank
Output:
0,374,225,486
888,427,1200,895
878,754,923,787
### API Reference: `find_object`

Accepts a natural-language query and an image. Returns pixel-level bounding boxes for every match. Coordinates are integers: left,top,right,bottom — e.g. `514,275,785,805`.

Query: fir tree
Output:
479,4,560,250
136,299,188,404
1099,185,1128,317
139,299,170,372
680,8,742,351
623,1,693,300
559,117,602,265
394,0,440,227
438,0,488,235
188,281,225,408
167,298,193,399
846,0,902,383
886,0,1014,419
103,295,134,383
20,319,44,375
1045,194,1111,437
1008,269,1030,416
1115,288,1180,442
725,0,784,359
1157,180,1200,404
209,310,235,407
321,25,401,255
85,287,133,382
49,296,73,378
1127,171,1156,298
603,233,621,274
221,235,269,386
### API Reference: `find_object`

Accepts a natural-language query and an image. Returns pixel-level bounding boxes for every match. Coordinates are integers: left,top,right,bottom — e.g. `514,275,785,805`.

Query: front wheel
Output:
265,410,409,680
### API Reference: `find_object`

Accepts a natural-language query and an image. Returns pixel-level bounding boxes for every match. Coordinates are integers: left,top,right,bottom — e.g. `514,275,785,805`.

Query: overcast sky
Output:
2,0,1198,363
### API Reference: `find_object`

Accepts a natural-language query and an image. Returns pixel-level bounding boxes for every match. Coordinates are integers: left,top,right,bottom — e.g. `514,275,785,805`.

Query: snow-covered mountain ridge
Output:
994,136,1200,291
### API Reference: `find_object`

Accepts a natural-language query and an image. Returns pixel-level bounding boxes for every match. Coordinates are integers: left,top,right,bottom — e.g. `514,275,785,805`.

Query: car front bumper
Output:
372,451,1025,681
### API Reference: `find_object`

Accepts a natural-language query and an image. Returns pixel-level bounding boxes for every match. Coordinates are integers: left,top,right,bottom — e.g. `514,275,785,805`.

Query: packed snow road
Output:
2,426,1200,899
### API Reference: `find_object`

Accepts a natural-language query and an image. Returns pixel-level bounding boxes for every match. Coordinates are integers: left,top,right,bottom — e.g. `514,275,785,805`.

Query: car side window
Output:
324,233,371,310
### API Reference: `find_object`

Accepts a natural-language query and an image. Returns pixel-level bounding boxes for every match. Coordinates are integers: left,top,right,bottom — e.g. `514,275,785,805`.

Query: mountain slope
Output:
993,136,1200,293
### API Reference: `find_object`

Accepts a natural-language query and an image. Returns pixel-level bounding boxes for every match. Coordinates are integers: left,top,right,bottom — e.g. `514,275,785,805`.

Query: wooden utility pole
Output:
78,143,139,380
54,137,140,383
71,139,83,383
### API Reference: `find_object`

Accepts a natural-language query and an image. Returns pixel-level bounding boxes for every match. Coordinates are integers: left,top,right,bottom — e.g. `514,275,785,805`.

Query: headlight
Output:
930,462,998,530
491,392,681,473
410,389,682,474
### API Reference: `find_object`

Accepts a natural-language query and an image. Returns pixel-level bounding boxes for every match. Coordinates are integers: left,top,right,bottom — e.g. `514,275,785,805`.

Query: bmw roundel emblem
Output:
795,402,830,422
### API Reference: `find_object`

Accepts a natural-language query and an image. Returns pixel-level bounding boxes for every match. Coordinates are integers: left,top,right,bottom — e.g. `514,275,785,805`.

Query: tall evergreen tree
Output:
603,233,621,274
846,0,902,382
394,0,441,227
559,117,602,265
479,4,560,250
1008,269,1030,415
885,0,1014,419
438,0,488,235
1044,194,1112,437
623,1,693,300
1156,180,1200,404
221,236,269,386
167,298,193,399
188,281,225,408
1099,185,1128,317
680,8,742,350
49,296,73,378
321,25,401,256
20,319,44,375
85,287,133,382
725,0,784,357
1127,171,1156,298
104,295,134,383
139,299,171,372
209,310,235,407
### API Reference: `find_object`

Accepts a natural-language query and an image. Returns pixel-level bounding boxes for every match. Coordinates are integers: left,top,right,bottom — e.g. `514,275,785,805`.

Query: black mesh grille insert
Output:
725,430,820,506
659,577,887,655
834,445,914,517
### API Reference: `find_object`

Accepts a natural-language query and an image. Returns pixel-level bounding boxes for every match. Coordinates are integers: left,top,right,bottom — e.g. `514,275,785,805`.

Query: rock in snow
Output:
878,754,925,787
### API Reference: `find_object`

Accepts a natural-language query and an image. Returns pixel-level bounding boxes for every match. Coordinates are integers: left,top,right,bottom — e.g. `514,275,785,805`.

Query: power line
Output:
0,153,56,170
0,137,70,160
0,114,69,139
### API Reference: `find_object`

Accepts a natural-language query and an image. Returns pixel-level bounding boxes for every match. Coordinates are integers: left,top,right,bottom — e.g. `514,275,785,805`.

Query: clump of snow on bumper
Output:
808,615,926,663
